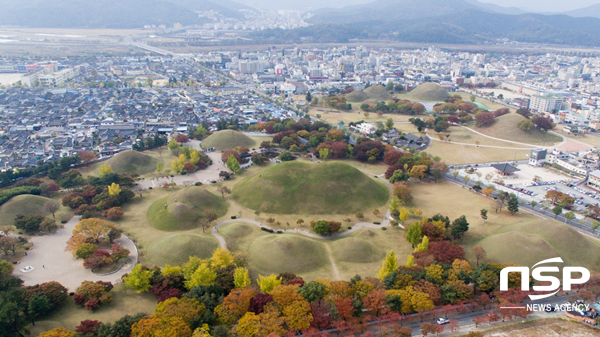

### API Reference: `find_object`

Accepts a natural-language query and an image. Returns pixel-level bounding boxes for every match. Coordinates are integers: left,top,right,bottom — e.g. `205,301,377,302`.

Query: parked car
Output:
437,318,450,325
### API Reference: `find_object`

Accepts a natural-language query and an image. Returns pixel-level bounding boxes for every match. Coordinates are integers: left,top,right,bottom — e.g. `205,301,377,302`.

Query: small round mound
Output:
232,162,388,214
201,130,256,151
102,150,159,175
146,187,227,231
147,234,218,266
408,82,449,101
363,85,392,101
0,195,60,224
331,237,385,263
249,235,327,274
219,222,255,240
346,90,369,102
476,232,557,267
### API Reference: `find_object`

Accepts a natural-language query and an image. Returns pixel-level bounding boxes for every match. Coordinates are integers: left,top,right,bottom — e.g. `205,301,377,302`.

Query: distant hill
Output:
563,4,600,19
346,85,391,102
253,2,600,47
0,0,245,28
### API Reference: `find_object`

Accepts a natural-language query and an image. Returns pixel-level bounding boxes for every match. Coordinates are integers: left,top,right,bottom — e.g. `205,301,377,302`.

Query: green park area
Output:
2,116,597,337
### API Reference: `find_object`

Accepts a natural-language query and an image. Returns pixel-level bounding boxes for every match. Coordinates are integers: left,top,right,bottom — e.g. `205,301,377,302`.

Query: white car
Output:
20,266,34,273
437,318,449,325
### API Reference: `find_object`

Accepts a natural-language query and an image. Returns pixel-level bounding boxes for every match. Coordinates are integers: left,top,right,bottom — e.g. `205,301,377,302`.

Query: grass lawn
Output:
232,161,388,214
30,284,157,336
410,180,600,272
426,140,530,164
308,107,418,126
452,91,515,113
553,129,600,148
201,130,256,151
432,126,535,148
473,114,563,146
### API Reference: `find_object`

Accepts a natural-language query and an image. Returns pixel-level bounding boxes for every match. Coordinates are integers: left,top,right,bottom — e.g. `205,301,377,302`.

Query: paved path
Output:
13,216,137,291
135,150,226,190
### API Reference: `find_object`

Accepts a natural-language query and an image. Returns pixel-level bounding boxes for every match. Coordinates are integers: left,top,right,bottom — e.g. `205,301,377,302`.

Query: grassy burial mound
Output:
201,130,256,151
248,235,328,274
100,150,159,176
146,233,218,266
330,237,386,263
474,113,562,145
363,85,392,101
146,187,227,231
403,82,449,101
0,195,66,225
345,90,370,102
473,219,600,272
232,162,388,214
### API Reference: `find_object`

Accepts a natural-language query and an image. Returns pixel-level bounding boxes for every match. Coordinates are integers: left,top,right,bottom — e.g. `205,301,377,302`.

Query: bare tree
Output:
473,246,487,266
0,236,19,255
43,201,60,219
137,188,147,198
200,209,218,233
217,185,231,199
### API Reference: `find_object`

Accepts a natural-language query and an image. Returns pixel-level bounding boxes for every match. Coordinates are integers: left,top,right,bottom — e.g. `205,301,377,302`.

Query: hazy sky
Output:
479,0,600,12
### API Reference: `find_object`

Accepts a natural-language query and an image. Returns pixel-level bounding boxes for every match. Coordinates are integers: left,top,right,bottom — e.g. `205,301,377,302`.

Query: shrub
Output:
103,207,124,220
373,222,381,225
231,216,237,219
381,227,387,231
195,182,202,186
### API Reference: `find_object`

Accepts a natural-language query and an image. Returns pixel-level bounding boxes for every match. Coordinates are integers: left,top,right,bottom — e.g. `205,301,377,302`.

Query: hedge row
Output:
0,186,41,206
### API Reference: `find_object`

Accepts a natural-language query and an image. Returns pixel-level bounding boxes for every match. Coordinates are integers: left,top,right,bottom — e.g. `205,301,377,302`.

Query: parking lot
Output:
453,162,600,211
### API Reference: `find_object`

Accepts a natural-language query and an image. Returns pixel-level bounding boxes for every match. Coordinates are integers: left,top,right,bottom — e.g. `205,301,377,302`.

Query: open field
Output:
473,114,563,146
30,284,157,336
553,129,600,148
232,161,388,214
452,91,515,113
308,108,418,125
477,88,529,100
426,140,530,164
201,130,256,151
410,180,600,272
479,318,600,337
431,126,535,148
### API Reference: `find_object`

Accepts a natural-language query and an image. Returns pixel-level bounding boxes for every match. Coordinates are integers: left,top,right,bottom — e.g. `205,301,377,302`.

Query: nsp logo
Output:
500,257,590,300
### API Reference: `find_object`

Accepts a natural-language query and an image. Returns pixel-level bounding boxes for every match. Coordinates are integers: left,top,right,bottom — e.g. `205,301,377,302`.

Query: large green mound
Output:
345,90,369,102
232,162,388,214
363,85,392,101
406,82,449,101
147,234,218,266
475,220,600,271
201,130,256,151
0,195,65,225
330,237,386,263
102,150,159,175
248,235,328,274
146,187,227,231
474,113,562,145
